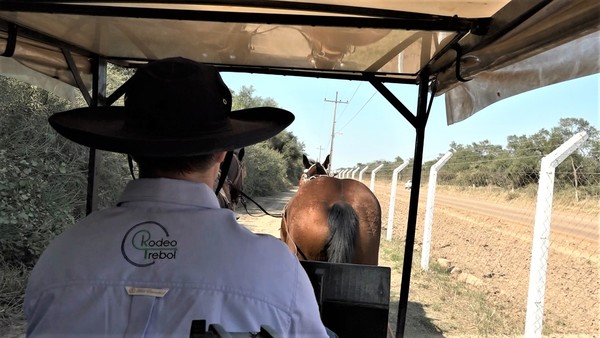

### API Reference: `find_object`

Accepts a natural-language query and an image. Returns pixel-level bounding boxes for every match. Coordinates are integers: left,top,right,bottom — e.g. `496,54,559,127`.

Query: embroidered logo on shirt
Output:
121,221,178,267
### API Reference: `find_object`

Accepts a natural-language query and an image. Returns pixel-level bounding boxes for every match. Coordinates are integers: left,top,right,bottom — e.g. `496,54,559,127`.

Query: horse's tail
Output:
326,202,358,263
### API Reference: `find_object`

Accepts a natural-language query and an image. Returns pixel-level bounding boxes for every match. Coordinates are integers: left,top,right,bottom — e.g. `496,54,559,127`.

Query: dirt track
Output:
238,182,600,337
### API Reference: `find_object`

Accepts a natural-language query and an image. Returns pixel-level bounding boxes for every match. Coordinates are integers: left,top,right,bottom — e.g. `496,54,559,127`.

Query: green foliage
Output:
357,118,599,202
230,85,306,193
0,76,87,266
267,131,305,183
0,74,129,267
243,143,289,196
230,85,278,111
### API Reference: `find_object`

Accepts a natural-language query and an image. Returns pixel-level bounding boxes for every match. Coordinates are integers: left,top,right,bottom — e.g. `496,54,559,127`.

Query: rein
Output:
215,150,234,198
238,190,283,218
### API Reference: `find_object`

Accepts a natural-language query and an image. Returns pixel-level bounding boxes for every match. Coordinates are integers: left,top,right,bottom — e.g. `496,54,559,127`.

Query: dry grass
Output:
0,263,27,337
380,239,519,337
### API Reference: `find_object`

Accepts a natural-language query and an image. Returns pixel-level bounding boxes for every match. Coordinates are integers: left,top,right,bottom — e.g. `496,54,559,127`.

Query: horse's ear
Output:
302,154,311,169
237,148,245,162
323,155,330,169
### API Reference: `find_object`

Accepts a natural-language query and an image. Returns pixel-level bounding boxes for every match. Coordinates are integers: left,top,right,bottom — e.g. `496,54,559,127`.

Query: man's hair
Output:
132,154,218,178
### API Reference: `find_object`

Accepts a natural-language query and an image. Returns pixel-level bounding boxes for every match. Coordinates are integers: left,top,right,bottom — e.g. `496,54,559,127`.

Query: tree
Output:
549,118,600,199
230,85,305,195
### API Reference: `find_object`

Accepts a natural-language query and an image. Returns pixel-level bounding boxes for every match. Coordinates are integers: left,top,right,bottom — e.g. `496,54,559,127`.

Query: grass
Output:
0,262,27,334
380,239,521,337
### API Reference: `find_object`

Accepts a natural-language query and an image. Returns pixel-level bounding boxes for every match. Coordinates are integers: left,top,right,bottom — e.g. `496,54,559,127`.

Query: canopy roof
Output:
1,0,597,123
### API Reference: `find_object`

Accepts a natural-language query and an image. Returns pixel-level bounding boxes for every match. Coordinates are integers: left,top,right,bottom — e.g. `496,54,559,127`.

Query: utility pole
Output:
316,146,324,162
324,91,347,175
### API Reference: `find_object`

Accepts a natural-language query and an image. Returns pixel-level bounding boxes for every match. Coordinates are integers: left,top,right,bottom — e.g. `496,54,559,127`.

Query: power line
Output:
338,90,376,132
338,82,362,120
324,92,348,174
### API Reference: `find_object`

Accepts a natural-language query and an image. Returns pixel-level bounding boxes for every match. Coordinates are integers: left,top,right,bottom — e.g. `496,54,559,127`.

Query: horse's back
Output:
284,176,382,265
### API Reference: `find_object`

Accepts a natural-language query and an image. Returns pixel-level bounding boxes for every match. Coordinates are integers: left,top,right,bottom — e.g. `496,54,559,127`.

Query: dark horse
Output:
281,154,382,265
216,148,246,212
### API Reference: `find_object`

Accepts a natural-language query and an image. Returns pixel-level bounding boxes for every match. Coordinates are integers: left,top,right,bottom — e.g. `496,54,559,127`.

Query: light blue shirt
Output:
25,178,328,338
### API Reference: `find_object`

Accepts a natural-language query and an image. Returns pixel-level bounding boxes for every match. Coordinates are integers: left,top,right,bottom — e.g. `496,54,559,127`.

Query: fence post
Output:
358,165,369,182
386,161,409,241
524,131,589,338
420,152,453,270
351,167,360,179
370,163,385,192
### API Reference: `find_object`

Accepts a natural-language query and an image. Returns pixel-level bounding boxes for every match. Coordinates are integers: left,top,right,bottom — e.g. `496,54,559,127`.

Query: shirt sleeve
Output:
287,261,329,338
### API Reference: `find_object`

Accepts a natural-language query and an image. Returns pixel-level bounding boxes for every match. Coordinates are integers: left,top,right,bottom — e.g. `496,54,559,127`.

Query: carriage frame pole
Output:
86,56,107,214
395,70,431,338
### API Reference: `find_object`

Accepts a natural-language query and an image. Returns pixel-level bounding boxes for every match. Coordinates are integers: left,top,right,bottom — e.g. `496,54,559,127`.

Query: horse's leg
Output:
326,202,358,263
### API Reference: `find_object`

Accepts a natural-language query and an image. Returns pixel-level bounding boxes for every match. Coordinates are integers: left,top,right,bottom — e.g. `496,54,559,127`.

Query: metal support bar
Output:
1,1,481,32
1,22,17,57
85,56,107,215
396,68,431,338
370,79,417,128
61,48,92,106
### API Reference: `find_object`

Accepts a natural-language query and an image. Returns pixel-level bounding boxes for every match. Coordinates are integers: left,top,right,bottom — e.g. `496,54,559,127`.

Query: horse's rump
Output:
282,176,382,265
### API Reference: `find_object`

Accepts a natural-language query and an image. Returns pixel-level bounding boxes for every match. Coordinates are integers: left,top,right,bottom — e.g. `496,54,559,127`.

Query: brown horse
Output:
281,154,382,265
216,148,246,212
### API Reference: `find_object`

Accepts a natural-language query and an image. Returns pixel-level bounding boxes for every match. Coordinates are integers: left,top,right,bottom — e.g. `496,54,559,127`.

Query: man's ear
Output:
215,151,227,163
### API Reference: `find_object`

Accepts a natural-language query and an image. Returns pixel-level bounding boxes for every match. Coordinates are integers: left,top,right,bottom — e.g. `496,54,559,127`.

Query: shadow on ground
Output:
387,297,445,337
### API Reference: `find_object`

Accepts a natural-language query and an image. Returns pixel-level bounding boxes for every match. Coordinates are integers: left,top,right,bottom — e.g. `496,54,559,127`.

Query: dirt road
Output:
237,183,599,336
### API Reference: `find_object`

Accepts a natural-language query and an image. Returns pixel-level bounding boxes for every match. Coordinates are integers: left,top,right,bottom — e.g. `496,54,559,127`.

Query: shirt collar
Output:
117,178,221,209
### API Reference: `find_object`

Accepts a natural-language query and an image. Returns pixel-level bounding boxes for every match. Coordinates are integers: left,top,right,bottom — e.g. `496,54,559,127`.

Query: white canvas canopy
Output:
1,2,598,337
1,0,597,124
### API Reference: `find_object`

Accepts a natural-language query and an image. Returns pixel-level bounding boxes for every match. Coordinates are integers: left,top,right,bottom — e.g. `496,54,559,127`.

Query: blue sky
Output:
221,72,599,170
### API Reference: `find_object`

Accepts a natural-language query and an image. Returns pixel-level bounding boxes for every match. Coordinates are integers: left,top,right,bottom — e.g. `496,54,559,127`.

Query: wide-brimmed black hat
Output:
49,57,294,157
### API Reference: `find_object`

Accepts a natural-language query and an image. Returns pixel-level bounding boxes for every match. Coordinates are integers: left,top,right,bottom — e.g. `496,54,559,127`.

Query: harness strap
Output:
281,205,308,260
127,155,136,180
215,151,234,197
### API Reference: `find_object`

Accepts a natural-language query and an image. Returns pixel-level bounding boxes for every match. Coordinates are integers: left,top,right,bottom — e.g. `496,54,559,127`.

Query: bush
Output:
0,76,130,267
243,142,290,196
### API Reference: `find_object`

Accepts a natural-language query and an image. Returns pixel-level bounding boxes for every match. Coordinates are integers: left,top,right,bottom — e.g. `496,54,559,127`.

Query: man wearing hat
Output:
24,58,329,337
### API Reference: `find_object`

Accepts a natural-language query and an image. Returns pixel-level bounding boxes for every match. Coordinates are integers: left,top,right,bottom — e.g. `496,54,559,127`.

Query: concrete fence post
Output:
386,161,409,241
369,163,385,192
421,151,453,270
351,167,360,179
358,165,369,182
524,131,589,338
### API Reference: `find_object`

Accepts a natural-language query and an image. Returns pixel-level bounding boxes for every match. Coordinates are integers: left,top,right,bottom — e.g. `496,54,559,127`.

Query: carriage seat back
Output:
300,260,391,338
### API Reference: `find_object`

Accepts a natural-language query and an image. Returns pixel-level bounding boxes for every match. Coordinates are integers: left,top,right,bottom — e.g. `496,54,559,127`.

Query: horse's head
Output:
217,148,246,211
299,154,329,186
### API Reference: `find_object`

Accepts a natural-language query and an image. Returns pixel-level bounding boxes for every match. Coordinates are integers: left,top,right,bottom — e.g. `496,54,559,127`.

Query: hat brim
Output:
49,106,294,156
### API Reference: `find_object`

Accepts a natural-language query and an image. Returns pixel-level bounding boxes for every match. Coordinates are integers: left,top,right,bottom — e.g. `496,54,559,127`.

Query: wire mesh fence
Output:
355,157,599,336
